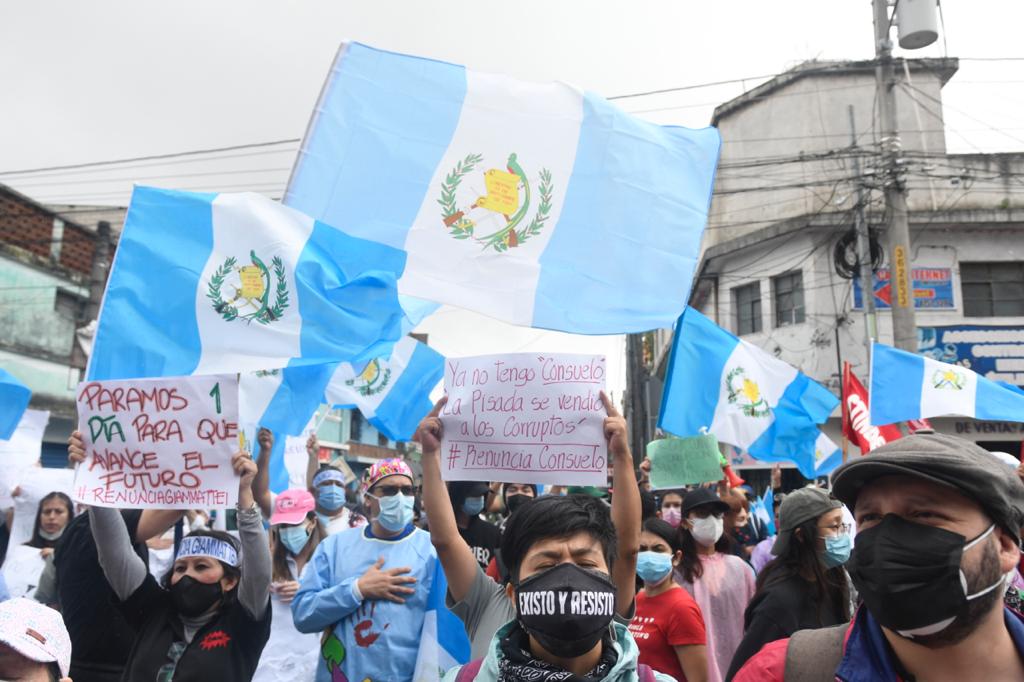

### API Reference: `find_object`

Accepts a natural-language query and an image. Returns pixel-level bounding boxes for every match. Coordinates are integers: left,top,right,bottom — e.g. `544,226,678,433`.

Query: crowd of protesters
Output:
0,397,1022,681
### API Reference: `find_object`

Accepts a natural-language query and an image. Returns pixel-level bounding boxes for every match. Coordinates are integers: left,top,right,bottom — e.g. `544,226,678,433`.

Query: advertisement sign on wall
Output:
918,325,1024,386
854,268,955,310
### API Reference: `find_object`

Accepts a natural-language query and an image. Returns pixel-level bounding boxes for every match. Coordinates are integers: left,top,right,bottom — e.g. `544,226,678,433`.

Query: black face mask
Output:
847,514,1003,636
515,562,617,658
505,494,531,515
170,575,224,617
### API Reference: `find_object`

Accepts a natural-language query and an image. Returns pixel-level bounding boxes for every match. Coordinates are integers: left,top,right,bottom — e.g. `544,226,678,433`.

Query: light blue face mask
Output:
462,496,486,516
373,492,414,532
317,486,346,512
823,533,853,568
278,524,312,555
636,551,674,584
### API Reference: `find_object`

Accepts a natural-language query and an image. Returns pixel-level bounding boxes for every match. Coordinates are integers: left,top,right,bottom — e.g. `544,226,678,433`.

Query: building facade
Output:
634,58,1024,482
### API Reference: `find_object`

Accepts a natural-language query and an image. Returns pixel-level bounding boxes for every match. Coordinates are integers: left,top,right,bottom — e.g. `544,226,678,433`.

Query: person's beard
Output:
910,538,1005,649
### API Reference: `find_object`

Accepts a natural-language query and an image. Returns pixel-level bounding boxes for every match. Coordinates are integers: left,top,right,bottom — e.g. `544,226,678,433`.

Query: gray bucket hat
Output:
771,486,842,556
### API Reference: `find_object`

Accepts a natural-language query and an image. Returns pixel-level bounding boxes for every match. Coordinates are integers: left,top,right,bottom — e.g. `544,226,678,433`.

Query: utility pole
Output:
71,220,112,372
848,105,878,362
872,0,918,351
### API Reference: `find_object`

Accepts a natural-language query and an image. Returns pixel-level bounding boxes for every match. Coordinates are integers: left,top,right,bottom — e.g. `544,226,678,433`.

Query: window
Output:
772,271,805,327
961,262,1024,317
734,282,762,335
350,411,363,441
54,288,84,321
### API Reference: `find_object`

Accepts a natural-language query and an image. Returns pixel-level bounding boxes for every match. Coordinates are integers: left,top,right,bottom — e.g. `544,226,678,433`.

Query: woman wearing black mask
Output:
82,449,272,681
483,482,537,582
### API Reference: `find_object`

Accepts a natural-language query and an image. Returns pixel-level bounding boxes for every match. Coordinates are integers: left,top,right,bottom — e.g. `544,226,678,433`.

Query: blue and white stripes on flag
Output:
325,336,443,442
88,187,406,381
813,431,843,477
285,42,721,334
871,342,1024,425
659,307,839,476
0,368,31,440
761,486,776,535
413,557,470,681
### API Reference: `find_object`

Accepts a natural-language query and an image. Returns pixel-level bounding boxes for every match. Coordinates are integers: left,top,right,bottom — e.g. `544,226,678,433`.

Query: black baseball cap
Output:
681,487,730,516
831,432,1024,537
448,481,491,503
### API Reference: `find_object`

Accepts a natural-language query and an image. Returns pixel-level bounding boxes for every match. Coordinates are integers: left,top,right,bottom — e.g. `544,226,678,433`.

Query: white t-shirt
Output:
254,557,319,682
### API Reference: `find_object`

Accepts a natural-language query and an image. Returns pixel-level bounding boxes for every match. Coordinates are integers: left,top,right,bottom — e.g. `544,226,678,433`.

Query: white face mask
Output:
690,516,724,547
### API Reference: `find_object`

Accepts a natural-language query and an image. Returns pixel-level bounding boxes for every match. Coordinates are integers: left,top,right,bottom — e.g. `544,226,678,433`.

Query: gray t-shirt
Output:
446,566,512,661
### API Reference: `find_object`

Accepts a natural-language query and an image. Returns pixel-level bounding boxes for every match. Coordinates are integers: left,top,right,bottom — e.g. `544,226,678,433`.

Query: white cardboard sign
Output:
0,409,50,509
73,375,240,509
440,353,608,486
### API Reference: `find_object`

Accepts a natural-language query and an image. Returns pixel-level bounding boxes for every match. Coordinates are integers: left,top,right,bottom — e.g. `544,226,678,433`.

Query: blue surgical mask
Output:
462,496,485,516
823,533,852,568
636,551,674,584
278,524,312,555
372,493,414,532
318,486,346,512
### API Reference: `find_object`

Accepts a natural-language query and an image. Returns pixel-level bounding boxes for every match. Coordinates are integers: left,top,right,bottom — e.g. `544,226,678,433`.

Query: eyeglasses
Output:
372,484,415,497
818,522,852,538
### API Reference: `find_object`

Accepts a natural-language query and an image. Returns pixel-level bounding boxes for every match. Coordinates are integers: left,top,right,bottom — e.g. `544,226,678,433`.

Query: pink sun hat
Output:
270,489,316,526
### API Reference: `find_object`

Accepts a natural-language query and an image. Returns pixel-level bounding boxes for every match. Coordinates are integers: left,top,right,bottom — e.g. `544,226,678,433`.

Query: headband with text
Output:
176,535,239,567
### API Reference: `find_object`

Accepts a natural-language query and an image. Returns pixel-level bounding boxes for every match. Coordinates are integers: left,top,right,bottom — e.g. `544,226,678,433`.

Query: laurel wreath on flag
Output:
206,255,289,325
438,153,484,240
207,256,240,321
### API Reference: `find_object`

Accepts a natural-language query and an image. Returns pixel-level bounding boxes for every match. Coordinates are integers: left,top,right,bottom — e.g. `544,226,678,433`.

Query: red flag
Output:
842,362,903,454
906,418,933,433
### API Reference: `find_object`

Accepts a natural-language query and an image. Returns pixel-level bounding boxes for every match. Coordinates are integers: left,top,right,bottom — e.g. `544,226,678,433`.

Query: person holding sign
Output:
69,443,272,681
291,458,436,682
417,392,642,662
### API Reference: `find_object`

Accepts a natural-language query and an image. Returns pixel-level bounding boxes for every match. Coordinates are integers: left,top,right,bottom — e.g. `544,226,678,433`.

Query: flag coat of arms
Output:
285,42,721,334
325,336,444,442
88,187,406,381
658,307,838,474
870,342,1024,425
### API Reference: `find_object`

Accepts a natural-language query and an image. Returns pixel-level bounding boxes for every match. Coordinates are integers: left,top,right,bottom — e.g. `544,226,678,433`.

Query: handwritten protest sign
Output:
0,409,50,509
440,353,608,486
646,434,724,489
74,375,239,509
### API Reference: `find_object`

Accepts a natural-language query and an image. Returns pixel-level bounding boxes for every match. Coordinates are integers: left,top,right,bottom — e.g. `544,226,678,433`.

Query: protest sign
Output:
647,434,723,489
74,374,240,509
2,545,47,600
0,409,50,509
440,353,607,486
10,467,74,548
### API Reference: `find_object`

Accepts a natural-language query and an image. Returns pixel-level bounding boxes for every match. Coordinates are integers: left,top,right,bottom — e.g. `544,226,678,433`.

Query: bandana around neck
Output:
497,622,617,682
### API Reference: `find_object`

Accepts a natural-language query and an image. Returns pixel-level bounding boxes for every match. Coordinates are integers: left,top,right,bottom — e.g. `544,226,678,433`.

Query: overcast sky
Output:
2,0,1021,397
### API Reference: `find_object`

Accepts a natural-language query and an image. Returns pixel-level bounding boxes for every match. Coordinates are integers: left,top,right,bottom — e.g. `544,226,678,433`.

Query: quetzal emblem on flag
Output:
345,359,392,397
439,152,554,253
206,250,290,325
726,367,771,418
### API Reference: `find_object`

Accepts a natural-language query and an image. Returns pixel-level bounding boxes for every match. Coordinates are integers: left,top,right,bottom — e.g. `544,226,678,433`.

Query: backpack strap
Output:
783,624,847,682
455,658,484,682
637,662,656,682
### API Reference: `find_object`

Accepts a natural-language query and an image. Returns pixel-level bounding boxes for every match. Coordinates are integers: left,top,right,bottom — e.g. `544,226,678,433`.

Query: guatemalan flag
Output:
870,342,1024,425
413,557,470,681
284,42,721,334
324,336,444,442
659,307,839,475
813,431,843,477
88,187,406,381
0,368,31,440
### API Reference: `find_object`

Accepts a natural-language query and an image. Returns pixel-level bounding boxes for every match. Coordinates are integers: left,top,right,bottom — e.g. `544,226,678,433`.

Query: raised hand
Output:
413,397,448,456
600,391,630,460
67,431,85,466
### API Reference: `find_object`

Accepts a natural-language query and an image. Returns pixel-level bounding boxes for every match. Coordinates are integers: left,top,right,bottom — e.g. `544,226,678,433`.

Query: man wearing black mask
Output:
443,493,672,681
733,432,1024,681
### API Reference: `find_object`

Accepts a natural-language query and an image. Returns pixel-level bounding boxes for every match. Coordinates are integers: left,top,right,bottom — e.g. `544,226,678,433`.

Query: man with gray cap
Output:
733,432,1024,681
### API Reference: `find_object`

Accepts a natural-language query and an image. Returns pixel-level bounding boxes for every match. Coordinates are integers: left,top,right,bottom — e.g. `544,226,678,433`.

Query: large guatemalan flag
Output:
88,187,405,381
659,307,839,476
0,368,31,440
870,342,1024,426
413,557,470,681
285,42,721,334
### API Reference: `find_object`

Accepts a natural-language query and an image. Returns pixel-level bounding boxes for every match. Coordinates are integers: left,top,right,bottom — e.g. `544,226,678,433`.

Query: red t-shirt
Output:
629,586,707,682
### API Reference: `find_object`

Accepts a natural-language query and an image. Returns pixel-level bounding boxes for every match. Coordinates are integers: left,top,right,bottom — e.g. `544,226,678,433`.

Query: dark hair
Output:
756,516,850,624
46,661,62,682
642,517,680,554
161,530,242,602
639,488,658,520
500,494,616,584
26,492,74,549
271,513,327,582
676,514,731,583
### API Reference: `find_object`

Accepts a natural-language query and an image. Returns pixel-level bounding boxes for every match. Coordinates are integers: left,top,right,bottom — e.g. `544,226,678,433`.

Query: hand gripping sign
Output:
440,353,608,487
74,375,240,509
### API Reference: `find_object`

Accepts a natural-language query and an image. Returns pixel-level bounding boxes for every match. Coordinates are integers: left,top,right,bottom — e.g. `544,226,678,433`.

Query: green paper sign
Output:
646,434,723,489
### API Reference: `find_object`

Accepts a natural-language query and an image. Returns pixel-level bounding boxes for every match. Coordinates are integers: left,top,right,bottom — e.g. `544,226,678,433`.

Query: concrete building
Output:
637,57,1024,486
